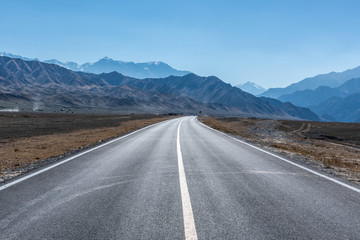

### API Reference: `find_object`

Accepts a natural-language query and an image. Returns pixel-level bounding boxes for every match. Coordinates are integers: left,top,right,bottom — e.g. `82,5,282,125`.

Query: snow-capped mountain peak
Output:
236,81,267,96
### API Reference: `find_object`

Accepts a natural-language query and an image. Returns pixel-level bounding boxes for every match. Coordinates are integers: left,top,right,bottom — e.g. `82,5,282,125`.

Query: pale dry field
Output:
0,113,175,182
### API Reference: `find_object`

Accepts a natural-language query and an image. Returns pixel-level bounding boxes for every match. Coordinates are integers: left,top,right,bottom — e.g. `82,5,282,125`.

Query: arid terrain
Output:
0,112,175,182
200,117,360,184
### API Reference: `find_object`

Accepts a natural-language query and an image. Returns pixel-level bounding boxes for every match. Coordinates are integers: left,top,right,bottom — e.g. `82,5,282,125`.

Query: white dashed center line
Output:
177,119,198,240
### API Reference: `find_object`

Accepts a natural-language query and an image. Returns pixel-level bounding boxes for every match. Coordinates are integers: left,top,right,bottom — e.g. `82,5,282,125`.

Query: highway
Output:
0,116,359,239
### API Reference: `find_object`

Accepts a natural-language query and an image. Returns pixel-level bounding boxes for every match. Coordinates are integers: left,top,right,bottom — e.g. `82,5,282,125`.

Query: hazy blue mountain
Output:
235,81,266,95
43,59,81,71
309,93,360,122
259,97,320,121
278,86,337,107
0,52,191,79
260,66,360,98
79,57,191,78
0,56,319,120
278,78,360,107
0,52,38,61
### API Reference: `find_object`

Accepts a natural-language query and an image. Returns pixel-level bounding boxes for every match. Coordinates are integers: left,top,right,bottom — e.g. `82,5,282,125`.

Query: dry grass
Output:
201,117,257,139
200,117,360,183
0,114,175,180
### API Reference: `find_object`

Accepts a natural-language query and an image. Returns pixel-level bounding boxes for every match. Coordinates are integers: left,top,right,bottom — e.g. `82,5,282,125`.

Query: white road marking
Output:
177,119,198,240
0,118,176,191
196,117,360,194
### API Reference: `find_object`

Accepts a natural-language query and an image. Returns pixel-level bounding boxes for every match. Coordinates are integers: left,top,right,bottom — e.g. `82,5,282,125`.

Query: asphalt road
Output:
1,116,359,239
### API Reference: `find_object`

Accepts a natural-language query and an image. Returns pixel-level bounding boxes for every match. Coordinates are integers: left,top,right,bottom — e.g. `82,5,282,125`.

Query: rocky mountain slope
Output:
0,56,320,120
93,71,319,120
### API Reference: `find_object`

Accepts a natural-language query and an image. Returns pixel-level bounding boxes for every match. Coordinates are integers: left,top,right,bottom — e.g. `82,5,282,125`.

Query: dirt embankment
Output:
200,117,360,184
0,113,176,182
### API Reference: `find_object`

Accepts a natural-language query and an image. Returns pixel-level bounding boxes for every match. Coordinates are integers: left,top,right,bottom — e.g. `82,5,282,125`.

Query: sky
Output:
1,0,360,88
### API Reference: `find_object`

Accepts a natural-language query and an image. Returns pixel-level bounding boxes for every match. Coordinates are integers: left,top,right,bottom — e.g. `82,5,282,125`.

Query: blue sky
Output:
1,0,360,88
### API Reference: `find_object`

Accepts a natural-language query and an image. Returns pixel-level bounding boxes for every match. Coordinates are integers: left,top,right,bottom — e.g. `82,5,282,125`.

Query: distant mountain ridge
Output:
259,97,319,121
260,66,360,98
0,52,39,62
278,78,360,107
0,52,191,79
0,56,319,120
256,64,360,122
235,81,266,96
309,93,360,122
276,78,360,122
0,56,224,114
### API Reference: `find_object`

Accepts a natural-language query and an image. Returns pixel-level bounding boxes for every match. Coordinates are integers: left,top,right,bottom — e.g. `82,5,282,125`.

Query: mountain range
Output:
309,93,360,122
235,82,266,96
0,52,191,79
0,56,319,120
249,64,360,122
277,78,360,122
278,78,360,108
260,66,360,99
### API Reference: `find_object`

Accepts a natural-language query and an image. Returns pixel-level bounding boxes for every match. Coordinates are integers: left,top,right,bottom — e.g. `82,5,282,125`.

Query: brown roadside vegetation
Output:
200,117,360,184
0,113,176,182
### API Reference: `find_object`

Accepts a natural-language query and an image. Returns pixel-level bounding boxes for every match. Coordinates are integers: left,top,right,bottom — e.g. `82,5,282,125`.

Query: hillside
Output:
0,56,229,114
309,93,360,122
0,56,319,120
278,78,360,107
94,72,319,120
260,66,360,98
274,78,360,122
259,97,320,121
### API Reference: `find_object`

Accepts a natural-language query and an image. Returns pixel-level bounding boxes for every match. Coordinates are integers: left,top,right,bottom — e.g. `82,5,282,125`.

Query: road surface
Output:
1,116,359,239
